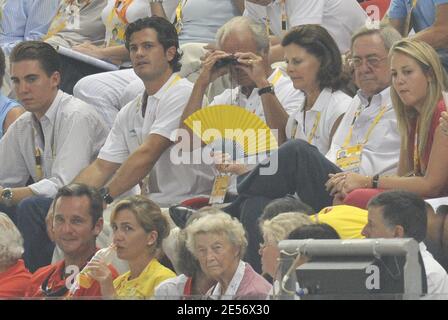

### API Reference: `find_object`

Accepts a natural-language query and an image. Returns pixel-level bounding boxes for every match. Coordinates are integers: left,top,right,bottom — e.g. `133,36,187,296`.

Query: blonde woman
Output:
259,212,313,280
185,211,272,299
327,39,448,207
87,196,175,298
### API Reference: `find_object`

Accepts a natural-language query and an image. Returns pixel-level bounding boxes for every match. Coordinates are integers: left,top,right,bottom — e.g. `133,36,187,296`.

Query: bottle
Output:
72,244,116,292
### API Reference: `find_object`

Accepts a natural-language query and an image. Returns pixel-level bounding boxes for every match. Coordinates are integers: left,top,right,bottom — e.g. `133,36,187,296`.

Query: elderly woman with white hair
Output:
185,211,272,299
0,212,31,297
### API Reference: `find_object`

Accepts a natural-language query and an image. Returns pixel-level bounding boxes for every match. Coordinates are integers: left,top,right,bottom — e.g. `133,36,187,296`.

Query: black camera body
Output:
214,55,240,69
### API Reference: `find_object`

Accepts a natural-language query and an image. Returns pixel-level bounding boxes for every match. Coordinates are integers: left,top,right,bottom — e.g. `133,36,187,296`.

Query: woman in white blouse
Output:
281,24,352,155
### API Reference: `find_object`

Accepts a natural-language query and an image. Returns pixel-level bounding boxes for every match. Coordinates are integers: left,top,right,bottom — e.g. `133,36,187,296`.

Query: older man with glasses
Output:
223,25,404,272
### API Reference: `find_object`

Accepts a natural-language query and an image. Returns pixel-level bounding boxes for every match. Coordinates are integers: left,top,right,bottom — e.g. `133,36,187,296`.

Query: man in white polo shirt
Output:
244,0,368,62
74,16,214,207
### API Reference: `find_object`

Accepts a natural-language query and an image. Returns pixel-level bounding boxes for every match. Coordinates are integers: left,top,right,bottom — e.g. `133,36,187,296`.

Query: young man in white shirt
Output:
0,41,108,272
244,0,368,62
224,25,403,272
362,190,448,297
74,16,214,207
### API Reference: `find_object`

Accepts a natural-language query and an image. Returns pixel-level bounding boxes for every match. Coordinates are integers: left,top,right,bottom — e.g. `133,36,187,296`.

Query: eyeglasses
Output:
349,56,388,68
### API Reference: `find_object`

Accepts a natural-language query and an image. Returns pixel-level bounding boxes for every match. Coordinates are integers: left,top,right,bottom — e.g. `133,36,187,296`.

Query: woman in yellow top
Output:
88,195,175,298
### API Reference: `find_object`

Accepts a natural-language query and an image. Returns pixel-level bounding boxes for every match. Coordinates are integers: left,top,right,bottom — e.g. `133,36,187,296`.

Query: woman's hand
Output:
213,151,250,176
84,259,116,297
84,259,113,284
326,172,370,196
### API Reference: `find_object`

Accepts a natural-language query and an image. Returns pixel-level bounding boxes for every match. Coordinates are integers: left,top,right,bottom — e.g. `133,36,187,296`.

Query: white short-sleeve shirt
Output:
99,73,215,206
325,87,401,176
285,88,351,155
211,68,304,120
244,0,368,53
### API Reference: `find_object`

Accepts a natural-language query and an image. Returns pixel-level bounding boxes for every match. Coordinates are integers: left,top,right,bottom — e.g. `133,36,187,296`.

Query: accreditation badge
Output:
335,144,363,173
209,174,230,204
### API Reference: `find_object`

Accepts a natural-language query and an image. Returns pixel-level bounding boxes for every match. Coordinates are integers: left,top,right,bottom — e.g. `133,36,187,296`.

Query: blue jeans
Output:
13,196,55,272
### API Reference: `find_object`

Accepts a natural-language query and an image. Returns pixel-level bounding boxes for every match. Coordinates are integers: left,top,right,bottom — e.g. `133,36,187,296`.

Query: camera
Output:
214,55,240,69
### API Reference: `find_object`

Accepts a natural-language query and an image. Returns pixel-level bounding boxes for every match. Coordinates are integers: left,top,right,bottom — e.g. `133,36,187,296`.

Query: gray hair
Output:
216,16,270,55
185,211,248,259
351,24,402,52
0,212,24,268
261,212,314,244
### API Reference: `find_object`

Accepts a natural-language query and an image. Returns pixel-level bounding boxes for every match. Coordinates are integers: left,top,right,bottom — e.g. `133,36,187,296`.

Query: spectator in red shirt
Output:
25,183,118,298
0,212,31,298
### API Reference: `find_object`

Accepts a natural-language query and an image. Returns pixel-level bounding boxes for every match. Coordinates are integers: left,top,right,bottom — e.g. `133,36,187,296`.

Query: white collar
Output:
357,87,391,109
210,260,245,299
304,87,333,113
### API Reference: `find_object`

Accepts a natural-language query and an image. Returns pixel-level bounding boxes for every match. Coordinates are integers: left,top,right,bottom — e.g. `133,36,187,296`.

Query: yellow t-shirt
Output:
113,259,176,298
311,205,367,239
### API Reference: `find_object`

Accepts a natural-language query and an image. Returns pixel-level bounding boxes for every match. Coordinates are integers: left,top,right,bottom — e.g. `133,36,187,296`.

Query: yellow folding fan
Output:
183,104,278,156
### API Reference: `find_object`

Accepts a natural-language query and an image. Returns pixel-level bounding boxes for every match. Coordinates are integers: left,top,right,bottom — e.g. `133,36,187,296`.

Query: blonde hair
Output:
389,39,448,169
185,211,248,259
261,212,313,244
111,195,169,249
0,212,24,268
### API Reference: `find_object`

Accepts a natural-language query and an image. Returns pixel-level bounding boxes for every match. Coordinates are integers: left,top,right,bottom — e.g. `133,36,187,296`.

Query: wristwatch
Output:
1,188,14,207
258,84,275,96
99,187,114,205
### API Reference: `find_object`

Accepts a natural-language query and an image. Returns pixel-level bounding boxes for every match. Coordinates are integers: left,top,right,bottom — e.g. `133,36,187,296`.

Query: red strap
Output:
183,277,193,296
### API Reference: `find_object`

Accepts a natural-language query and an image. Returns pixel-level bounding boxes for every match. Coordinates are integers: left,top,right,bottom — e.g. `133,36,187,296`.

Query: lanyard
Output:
43,0,90,40
342,104,387,148
291,109,321,144
211,260,245,299
32,94,63,181
265,0,287,35
33,122,56,181
108,0,134,25
280,0,287,31
306,112,321,144
175,0,188,34
33,127,44,182
413,121,421,175
183,277,193,296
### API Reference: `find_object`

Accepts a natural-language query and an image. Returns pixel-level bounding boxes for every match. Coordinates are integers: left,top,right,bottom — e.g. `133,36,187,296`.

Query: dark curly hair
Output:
125,16,182,72
282,25,346,91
